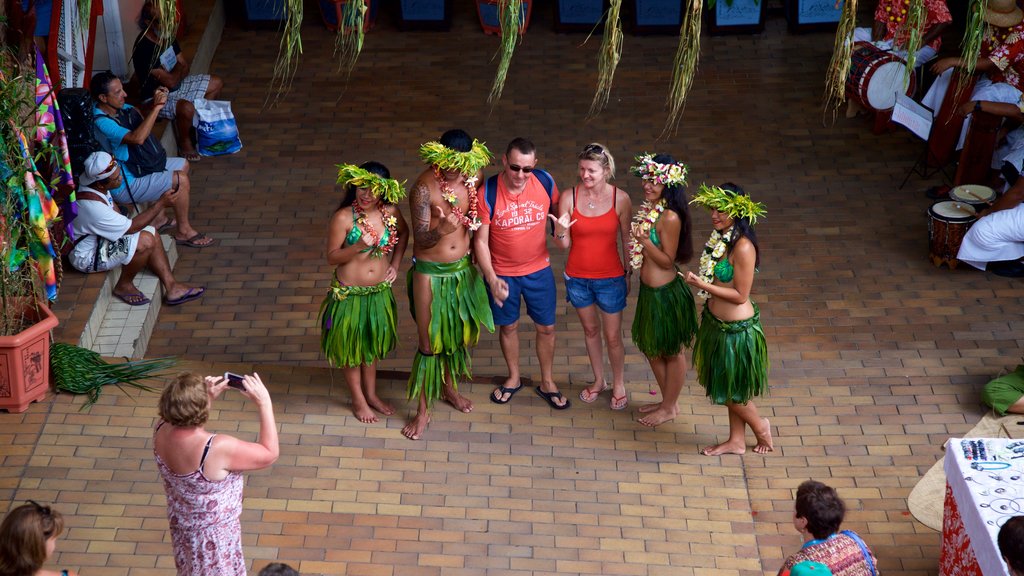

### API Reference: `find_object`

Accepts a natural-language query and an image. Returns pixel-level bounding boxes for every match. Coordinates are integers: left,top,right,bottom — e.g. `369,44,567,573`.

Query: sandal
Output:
578,380,609,404
610,394,628,411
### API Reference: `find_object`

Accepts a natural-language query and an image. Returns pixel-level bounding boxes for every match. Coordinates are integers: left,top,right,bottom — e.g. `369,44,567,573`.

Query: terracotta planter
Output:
0,301,58,413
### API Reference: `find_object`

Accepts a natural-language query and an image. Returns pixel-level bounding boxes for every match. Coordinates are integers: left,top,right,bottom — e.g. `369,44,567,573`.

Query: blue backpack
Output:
482,169,557,231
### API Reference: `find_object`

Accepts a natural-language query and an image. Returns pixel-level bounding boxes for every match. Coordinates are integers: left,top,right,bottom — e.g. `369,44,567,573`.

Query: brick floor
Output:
9,0,1024,574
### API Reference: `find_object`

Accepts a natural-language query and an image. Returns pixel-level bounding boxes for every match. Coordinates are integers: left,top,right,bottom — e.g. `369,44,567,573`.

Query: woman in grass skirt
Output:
683,183,773,455
320,161,409,423
627,153,698,426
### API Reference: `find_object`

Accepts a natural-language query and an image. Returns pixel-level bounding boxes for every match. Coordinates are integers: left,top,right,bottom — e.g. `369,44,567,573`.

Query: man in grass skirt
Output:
403,129,495,440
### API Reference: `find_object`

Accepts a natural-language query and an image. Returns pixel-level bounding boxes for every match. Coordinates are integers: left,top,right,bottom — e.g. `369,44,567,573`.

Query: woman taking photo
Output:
0,502,77,576
320,161,409,423
683,183,773,455
628,153,697,426
154,372,280,575
552,143,632,410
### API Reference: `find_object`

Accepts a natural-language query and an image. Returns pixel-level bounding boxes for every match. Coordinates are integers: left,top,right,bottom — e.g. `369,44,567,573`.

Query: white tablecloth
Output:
943,437,1022,576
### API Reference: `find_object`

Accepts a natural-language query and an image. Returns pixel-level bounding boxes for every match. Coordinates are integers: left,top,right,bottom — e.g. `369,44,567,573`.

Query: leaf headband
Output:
418,139,493,176
690,184,767,225
336,164,407,204
629,153,688,187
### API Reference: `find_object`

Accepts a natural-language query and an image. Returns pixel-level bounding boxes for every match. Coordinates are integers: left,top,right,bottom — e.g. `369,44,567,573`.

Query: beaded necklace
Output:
696,226,733,300
434,168,482,231
628,199,666,270
353,201,399,258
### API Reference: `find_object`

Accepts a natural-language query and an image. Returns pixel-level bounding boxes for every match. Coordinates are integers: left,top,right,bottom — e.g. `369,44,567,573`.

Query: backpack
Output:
482,169,557,231
56,88,111,178
98,107,167,178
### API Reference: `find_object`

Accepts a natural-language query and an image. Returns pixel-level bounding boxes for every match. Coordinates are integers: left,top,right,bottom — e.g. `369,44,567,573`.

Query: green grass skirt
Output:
692,302,769,405
632,276,698,358
318,279,397,368
406,256,495,403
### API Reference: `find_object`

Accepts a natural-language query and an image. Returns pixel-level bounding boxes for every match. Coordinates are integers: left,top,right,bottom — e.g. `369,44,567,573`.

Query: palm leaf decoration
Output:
588,0,624,118
268,0,304,106
488,0,524,105
661,0,702,138
823,0,858,121
334,0,368,76
155,0,179,49
899,0,926,74
955,0,988,100
50,343,177,410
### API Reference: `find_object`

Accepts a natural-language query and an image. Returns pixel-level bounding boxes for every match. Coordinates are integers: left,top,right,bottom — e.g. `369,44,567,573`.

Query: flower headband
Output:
689,184,767,225
419,139,493,176
336,164,407,204
629,153,688,187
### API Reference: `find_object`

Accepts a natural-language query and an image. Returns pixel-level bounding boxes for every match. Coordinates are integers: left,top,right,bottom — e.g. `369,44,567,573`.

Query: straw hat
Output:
985,0,1023,28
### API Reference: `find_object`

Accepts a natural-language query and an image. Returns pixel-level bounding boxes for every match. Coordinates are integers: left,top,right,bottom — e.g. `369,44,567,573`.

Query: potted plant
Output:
0,43,64,413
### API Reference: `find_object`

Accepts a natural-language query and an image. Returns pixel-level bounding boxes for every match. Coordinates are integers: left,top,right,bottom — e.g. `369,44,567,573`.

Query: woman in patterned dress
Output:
154,372,279,575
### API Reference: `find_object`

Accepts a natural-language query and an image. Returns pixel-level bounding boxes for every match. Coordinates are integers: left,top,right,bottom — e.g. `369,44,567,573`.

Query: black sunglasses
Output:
583,144,604,155
508,164,534,174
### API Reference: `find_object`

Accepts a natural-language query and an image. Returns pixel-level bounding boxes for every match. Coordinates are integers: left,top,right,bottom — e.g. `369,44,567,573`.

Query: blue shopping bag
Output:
194,99,242,156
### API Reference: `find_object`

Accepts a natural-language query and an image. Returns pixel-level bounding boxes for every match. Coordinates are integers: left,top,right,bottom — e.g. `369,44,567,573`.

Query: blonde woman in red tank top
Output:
551,143,633,410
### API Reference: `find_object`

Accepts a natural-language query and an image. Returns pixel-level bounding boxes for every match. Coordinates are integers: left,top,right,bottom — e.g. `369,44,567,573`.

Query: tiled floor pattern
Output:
13,0,1024,574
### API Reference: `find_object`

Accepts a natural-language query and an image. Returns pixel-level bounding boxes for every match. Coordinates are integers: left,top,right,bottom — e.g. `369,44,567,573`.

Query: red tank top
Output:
565,187,625,279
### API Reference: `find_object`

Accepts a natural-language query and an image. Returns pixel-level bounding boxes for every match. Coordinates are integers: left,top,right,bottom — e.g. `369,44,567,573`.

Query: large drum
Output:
949,184,996,213
928,200,976,269
846,42,916,111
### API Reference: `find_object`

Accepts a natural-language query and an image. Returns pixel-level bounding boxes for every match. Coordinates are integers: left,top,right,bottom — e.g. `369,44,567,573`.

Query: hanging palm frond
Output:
155,0,179,49
823,0,858,122
77,0,92,36
899,0,926,73
268,0,304,106
334,0,368,77
660,0,702,138
487,0,524,105
955,0,988,99
587,0,624,118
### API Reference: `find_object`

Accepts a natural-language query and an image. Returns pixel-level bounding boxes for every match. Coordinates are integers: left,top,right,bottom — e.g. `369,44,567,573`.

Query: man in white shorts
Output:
958,176,1024,276
90,71,214,248
70,151,205,306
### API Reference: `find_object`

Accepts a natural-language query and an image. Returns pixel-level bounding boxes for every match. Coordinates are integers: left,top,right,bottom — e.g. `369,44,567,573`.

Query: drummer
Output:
852,0,950,66
921,0,1024,135
957,175,1024,276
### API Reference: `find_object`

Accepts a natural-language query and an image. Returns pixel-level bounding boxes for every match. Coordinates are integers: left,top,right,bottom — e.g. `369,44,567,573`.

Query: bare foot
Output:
638,402,661,414
443,387,473,413
352,401,379,424
638,406,678,427
753,417,774,454
402,411,431,440
366,395,395,416
700,441,746,456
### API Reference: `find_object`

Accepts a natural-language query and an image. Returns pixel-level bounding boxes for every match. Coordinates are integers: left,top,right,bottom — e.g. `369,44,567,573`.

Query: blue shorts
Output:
487,266,556,327
564,273,627,314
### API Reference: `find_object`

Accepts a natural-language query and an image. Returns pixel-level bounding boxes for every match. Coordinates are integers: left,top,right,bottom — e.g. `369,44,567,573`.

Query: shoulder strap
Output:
841,530,877,576
484,174,500,219
198,434,217,472
532,169,555,198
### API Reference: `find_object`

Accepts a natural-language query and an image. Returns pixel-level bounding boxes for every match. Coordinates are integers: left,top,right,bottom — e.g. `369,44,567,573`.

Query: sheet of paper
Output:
891,93,932,140
159,46,176,72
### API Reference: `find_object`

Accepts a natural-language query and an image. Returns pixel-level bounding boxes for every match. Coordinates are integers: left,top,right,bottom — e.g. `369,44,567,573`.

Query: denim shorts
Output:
488,267,556,326
564,273,627,314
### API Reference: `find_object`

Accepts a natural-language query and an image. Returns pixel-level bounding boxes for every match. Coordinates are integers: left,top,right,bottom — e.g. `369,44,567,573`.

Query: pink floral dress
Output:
155,423,246,576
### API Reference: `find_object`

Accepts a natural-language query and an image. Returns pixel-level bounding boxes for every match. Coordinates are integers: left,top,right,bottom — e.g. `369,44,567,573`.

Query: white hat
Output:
79,151,118,186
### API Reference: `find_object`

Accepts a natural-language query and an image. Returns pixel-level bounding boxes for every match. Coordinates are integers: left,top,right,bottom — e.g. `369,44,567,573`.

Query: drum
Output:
846,42,916,111
928,200,977,269
949,184,996,212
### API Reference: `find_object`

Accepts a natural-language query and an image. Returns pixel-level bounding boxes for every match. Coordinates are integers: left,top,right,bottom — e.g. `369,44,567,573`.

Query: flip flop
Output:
610,394,628,411
176,233,216,248
534,386,571,410
164,286,205,306
157,218,177,233
578,380,609,403
490,383,524,404
112,291,151,307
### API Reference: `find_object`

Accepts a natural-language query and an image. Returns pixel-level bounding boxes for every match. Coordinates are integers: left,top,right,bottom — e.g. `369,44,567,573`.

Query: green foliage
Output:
50,342,177,409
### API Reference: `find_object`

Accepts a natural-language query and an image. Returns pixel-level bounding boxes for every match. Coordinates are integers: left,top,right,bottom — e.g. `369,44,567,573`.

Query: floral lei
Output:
434,168,482,231
353,201,399,258
628,199,666,270
696,227,733,300
629,153,688,187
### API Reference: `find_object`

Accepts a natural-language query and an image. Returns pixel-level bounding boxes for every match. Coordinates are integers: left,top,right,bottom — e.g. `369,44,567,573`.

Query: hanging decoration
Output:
269,0,304,105
823,0,858,120
955,0,989,99
899,0,927,74
488,0,524,105
334,0,368,76
661,0,702,138
588,0,624,118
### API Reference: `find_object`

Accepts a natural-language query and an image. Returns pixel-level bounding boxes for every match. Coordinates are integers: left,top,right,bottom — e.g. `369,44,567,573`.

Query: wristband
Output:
974,100,982,113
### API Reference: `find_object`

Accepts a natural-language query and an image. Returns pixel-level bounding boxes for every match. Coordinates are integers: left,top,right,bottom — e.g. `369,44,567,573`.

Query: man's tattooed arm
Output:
411,183,443,248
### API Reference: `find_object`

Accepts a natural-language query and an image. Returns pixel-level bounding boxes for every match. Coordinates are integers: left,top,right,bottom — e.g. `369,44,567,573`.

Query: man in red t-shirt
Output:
474,138,569,409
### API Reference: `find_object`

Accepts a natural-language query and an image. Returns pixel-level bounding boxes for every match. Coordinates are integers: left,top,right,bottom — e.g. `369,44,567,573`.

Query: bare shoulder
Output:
616,187,633,211
732,236,756,260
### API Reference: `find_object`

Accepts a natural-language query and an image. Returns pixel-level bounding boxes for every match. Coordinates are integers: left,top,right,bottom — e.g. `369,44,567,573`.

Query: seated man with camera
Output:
69,151,205,307
90,71,214,248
